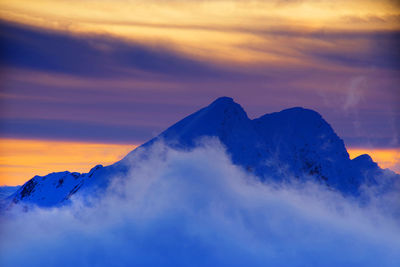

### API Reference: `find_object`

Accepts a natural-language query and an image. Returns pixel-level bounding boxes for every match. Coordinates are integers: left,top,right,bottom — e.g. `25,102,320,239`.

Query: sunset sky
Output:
0,0,399,185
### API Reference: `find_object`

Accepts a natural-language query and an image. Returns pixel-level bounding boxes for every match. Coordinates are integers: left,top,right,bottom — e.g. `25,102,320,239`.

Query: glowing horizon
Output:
347,148,400,173
0,138,398,186
0,138,137,186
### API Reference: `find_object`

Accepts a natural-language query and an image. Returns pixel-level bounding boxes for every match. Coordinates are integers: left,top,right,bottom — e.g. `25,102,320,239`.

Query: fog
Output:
1,140,399,267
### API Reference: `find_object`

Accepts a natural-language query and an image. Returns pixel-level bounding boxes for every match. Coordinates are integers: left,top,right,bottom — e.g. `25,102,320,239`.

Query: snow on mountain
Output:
0,186,20,200
6,97,399,208
0,186,20,210
10,171,84,207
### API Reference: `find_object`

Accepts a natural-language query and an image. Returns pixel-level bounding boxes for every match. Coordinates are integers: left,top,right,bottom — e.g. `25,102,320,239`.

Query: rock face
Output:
7,97,399,207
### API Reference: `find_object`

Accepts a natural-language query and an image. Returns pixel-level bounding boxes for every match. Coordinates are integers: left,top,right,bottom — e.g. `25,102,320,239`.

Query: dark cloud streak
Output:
0,20,233,79
0,118,155,144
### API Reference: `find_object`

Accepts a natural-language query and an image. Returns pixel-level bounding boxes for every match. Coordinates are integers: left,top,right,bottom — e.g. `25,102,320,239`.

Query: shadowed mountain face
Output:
7,97,399,207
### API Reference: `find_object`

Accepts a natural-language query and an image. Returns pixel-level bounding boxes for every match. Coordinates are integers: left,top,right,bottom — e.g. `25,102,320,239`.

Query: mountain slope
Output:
253,107,357,192
0,186,19,199
7,97,399,208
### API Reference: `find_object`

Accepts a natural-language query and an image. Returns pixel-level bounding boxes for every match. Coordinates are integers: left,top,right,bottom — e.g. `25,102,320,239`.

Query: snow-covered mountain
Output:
7,97,399,208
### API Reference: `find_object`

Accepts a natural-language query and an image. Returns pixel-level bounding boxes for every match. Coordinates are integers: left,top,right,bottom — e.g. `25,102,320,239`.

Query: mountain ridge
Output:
4,97,398,208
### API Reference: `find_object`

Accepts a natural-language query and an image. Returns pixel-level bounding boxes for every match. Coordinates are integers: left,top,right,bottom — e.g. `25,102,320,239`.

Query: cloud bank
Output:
0,140,399,266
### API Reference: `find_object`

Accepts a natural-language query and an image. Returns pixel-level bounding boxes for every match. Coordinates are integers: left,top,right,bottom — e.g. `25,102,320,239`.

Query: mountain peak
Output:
354,154,373,162
258,106,323,122
210,96,234,105
281,106,320,115
352,153,379,170
146,96,249,148
204,96,247,119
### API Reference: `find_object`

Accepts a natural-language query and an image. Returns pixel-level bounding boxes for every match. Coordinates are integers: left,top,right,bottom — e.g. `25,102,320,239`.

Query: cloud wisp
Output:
1,140,399,266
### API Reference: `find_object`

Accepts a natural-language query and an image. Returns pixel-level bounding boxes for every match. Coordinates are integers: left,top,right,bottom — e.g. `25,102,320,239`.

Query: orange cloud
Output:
347,147,400,173
0,0,398,64
0,138,136,186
